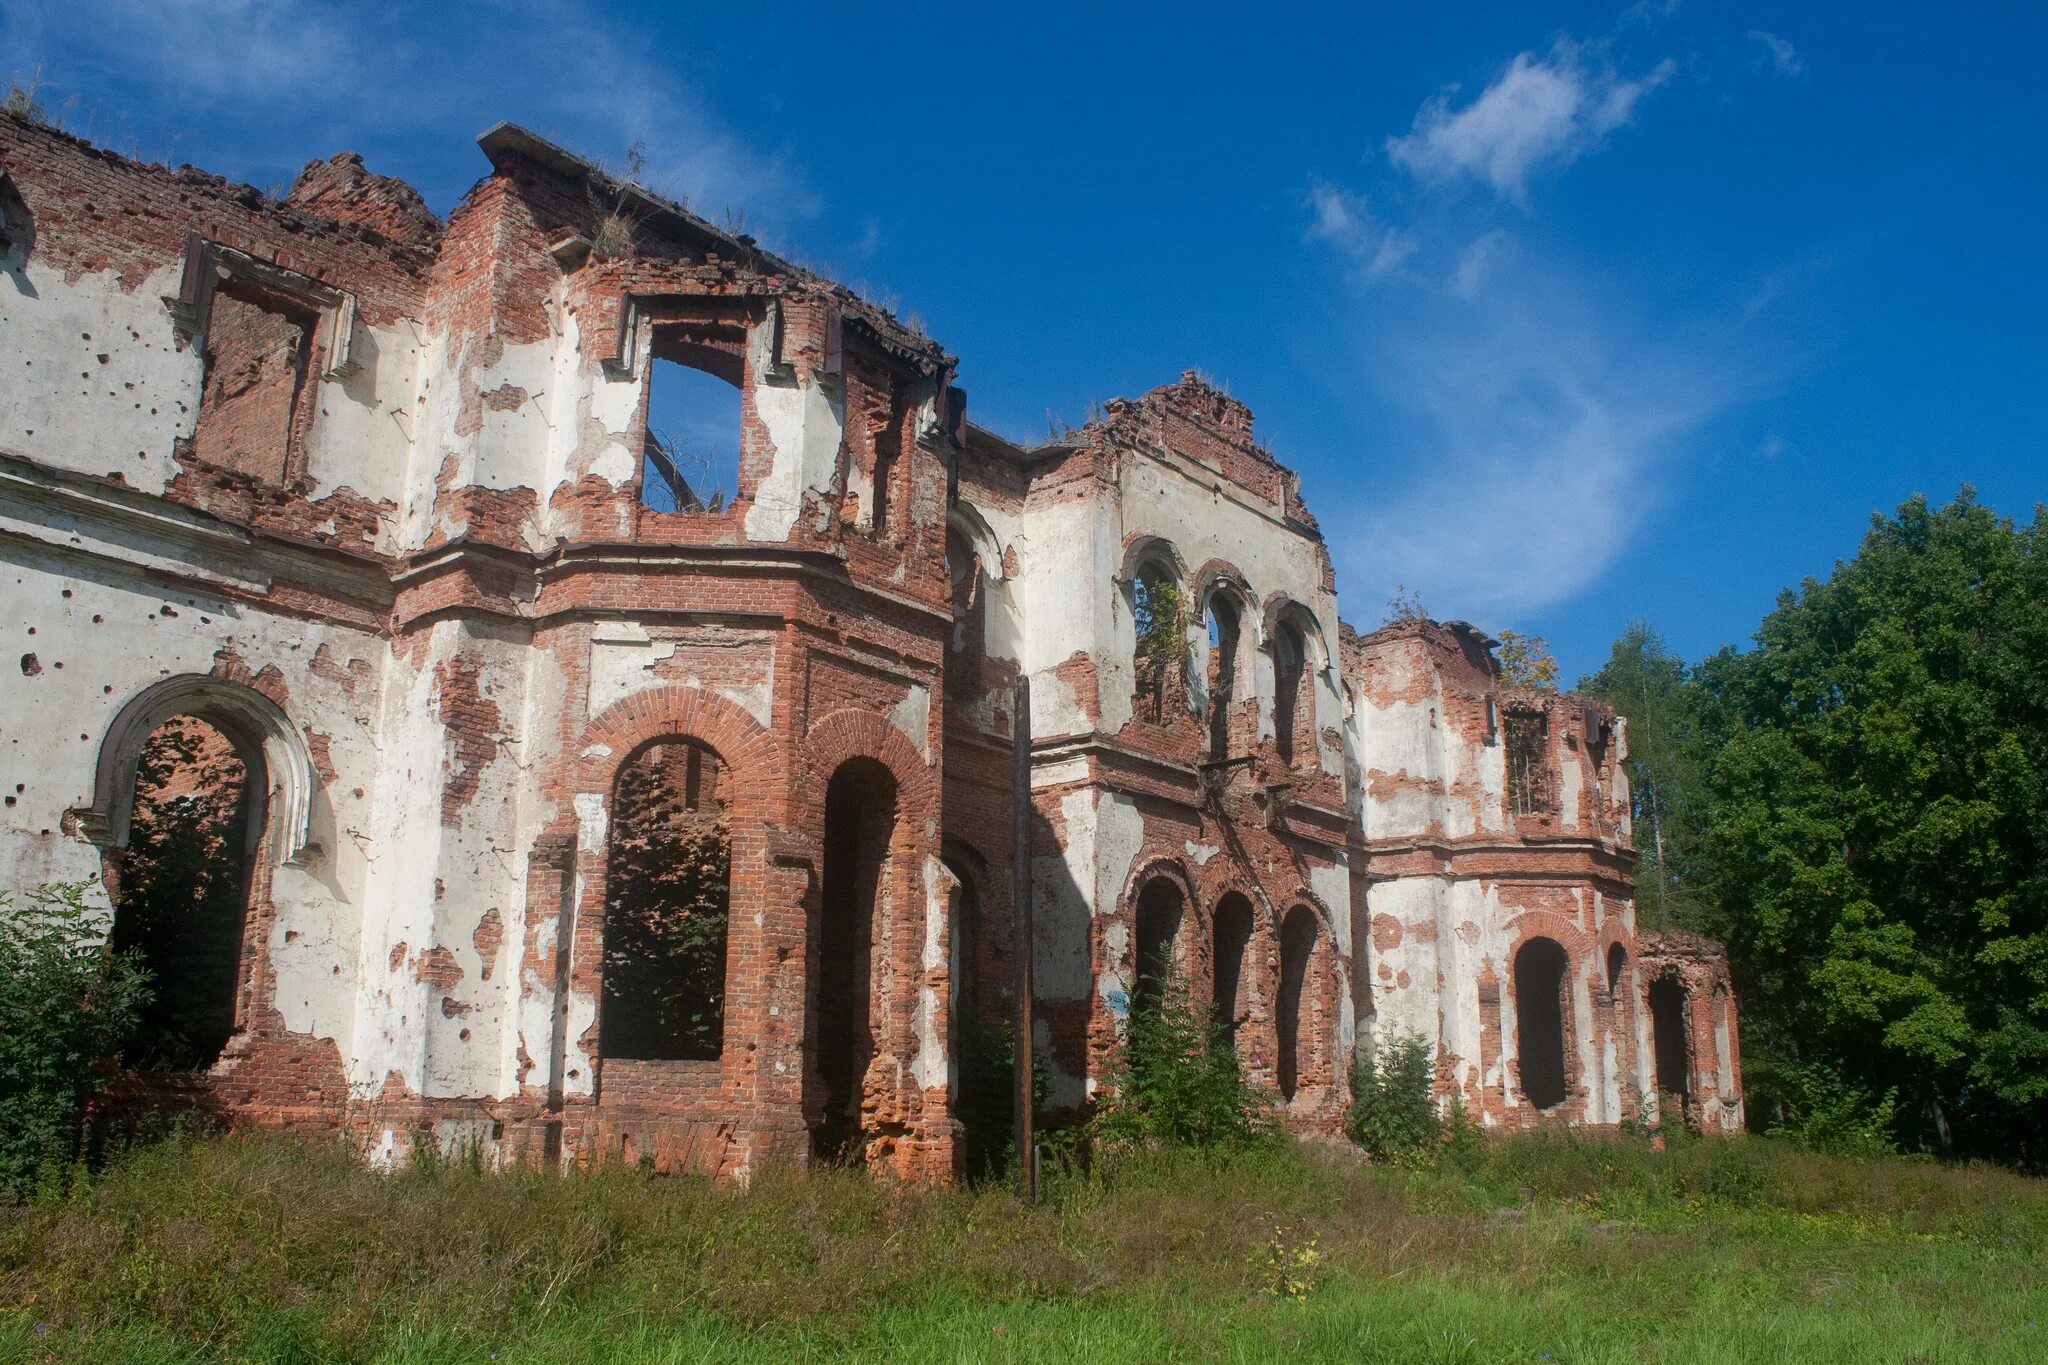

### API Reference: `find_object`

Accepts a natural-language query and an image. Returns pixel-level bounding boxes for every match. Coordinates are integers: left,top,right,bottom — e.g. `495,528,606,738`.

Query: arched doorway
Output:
109,715,257,1071
1649,975,1692,1117
814,758,898,1163
1277,905,1317,1102
598,738,731,1063
1514,938,1570,1110
1212,893,1255,1033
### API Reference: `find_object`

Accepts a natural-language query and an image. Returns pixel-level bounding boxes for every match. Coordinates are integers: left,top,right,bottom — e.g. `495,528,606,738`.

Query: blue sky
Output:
6,0,2043,679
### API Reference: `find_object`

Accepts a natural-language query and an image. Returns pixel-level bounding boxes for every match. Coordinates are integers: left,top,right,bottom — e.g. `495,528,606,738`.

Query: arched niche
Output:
85,675,319,864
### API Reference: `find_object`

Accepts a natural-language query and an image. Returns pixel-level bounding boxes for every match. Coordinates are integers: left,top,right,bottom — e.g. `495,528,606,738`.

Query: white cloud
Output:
1451,229,1512,297
0,0,815,227
1386,40,1673,202
1327,255,1755,624
1305,183,1417,284
1748,30,1805,78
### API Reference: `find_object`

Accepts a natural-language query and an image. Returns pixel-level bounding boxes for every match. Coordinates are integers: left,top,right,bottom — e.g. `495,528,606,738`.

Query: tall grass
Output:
3,1129,2044,1361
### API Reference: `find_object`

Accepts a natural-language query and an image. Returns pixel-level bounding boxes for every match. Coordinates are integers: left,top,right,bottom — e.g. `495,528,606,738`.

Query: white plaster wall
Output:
0,262,194,496
744,367,845,543
299,317,424,542
1006,493,1114,739
0,534,382,1069
1115,455,1345,777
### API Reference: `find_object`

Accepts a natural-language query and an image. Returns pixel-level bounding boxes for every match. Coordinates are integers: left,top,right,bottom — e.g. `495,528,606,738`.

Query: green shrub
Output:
1766,1063,1900,1159
0,881,149,1196
1088,972,1271,1154
1347,1030,1441,1165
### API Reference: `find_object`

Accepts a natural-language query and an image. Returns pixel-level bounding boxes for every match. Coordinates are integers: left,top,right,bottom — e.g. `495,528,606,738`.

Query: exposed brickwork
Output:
2,110,1743,1185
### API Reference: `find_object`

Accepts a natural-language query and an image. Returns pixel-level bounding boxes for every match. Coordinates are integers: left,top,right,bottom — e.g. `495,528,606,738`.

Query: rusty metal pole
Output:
1011,675,1035,1199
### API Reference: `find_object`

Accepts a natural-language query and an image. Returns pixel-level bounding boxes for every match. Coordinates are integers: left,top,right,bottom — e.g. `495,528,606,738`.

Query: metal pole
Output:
1011,675,1035,1199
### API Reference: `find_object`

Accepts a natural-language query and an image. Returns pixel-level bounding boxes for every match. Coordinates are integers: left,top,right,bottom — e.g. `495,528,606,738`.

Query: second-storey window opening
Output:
1207,592,1241,760
643,342,742,514
1272,622,1307,764
1505,710,1550,815
1132,561,1186,725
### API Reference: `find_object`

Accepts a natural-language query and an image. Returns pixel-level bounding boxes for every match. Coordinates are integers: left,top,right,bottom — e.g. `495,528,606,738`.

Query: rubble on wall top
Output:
476,122,953,375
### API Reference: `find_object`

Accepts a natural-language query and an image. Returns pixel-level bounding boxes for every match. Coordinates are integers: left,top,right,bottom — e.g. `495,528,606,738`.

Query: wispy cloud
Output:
1306,19,1772,627
0,0,816,227
1747,30,1805,78
1305,183,1417,283
1386,39,1673,203
1450,229,1513,297
1339,273,1736,620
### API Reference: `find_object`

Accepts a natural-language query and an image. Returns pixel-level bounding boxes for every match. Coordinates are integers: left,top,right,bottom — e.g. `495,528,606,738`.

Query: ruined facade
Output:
0,115,1742,1179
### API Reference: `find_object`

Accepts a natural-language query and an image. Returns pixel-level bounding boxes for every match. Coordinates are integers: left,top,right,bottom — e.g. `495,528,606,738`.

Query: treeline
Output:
1581,490,2048,1167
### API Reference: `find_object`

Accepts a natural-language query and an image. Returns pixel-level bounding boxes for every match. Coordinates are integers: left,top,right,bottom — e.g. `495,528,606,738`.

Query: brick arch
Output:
1504,910,1596,964
574,684,785,813
799,707,935,812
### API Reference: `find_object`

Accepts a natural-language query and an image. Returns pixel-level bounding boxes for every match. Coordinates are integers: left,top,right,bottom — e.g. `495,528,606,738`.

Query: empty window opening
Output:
600,739,730,1062
1131,877,1183,1024
1606,942,1627,997
1278,905,1317,1102
1131,561,1186,725
1207,592,1242,760
869,404,904,534
1649,976,1692,1114
1504,711,1550,815
110,715,254,1071
1212,893,1255,1032
643,343,742,513
190,279,318,485
1514,937,1570,1110
945,525,986,697
814,758,897,1163
1272,622,1307,764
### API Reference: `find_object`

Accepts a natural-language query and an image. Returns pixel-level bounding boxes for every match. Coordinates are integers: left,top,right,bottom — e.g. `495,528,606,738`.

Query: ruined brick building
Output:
0,113,1742,1180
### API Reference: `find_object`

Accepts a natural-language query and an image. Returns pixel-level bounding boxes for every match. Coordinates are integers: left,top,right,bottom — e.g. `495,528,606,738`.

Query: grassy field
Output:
1,1129,2043,1363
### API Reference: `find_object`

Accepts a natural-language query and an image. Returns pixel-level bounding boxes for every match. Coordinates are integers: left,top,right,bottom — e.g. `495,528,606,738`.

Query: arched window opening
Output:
1513,937,1570,1110
1649,976,1692,1115
1206,592,1242,760
815,758,898,1163
1131,560,1187,725
1212,893,1255,1032
1606,942,1627,997
1277,905,1317,1101
1131,877,1183,1023
1272,622,1307,764
945,524,985,698
600,739,730,1062
110,715,255,1071
643,339,742,513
